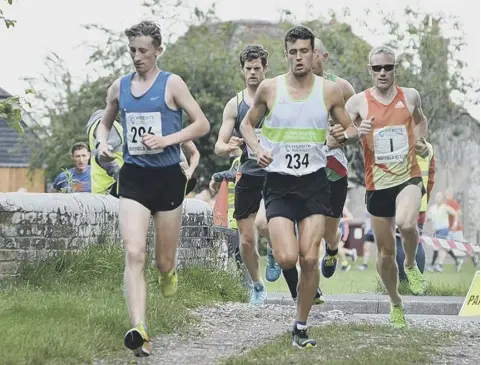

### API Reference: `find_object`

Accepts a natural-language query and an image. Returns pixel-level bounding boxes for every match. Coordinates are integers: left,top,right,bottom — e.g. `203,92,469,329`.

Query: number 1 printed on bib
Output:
126,112,163,155
373,125,409,164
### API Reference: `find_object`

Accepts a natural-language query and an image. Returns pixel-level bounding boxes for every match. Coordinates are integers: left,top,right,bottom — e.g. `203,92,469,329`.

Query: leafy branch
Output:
0,0,16,28
0,89,34,135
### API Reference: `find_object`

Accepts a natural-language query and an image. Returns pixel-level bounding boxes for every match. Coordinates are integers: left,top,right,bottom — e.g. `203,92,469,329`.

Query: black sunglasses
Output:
371,64,395,72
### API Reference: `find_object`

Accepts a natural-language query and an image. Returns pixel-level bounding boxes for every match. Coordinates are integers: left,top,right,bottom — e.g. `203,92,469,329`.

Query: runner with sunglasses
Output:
345,45,429,329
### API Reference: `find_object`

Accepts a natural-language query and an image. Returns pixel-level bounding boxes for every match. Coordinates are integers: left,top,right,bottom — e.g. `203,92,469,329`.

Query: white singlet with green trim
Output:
260,74,329,176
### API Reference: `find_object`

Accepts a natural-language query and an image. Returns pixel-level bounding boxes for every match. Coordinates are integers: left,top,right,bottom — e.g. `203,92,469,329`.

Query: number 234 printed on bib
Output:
126,112,163,155
281,144,311,171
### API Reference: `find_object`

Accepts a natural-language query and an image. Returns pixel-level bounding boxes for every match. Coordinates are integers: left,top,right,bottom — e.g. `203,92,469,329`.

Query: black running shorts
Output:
119,162,187,214
365,177,425,218
233,173,265,220
263,168,332,223
326,176,348,219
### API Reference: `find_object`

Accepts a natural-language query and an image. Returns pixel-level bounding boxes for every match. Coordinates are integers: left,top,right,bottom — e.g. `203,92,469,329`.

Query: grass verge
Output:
262,257,476,296
0,244,247,365
375,277,470,296
220,323,455,365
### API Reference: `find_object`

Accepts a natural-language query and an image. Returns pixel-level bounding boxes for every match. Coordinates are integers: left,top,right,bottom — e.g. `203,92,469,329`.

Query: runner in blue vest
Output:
96,20,210,357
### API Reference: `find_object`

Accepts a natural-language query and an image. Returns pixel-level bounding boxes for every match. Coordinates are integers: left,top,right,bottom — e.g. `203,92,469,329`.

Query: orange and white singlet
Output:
362,86,421,191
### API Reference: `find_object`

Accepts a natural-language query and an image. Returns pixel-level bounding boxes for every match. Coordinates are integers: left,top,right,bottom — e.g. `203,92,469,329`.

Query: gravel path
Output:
348,314,480,365
94,302,480,365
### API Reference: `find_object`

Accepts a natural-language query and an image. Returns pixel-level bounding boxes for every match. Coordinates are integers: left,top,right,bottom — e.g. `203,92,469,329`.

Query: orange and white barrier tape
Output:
420,235,480,254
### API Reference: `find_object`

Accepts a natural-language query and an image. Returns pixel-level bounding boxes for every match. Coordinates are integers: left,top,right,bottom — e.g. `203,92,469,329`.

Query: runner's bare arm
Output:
410,88,428,138
165,75,210,146
345,93,363,126
97,78,120,143
240,79,270,155
338,78,356,103
182,141,200,174
329,82,360,144
214,97,238,157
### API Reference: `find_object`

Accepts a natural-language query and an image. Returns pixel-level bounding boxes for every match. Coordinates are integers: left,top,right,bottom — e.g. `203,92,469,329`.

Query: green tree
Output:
0,0,26,135
25,4,478,188
25,54,119,181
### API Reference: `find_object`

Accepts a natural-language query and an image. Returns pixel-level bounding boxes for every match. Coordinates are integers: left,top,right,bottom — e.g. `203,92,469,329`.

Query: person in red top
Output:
346,45,429,329
445,189,479,269
445,189,463,235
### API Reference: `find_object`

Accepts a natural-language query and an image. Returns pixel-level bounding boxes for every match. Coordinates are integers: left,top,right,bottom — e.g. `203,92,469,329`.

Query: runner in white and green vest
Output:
240,26,361,349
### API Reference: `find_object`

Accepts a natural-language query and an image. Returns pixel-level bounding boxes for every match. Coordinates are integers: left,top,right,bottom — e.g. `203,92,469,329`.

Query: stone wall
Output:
0,193,237,277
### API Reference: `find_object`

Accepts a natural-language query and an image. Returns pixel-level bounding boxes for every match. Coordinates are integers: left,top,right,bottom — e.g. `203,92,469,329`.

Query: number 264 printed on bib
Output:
126,112,163,155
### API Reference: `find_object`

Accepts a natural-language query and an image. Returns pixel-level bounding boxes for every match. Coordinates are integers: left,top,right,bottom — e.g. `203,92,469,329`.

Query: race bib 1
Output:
373,125,409,164
246,128,262,160
126,112,163,156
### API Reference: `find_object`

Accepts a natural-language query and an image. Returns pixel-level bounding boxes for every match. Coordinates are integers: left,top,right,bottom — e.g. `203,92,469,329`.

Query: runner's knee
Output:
275,252,298,270
254,215,268,236
396,216,418,235
239,230,256,252
298,254,319,271
125,243,146,266
377,239,396,257
378,247,396,259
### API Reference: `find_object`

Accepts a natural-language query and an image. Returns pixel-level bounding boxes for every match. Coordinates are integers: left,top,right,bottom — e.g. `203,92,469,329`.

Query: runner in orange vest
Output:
346,45,429,329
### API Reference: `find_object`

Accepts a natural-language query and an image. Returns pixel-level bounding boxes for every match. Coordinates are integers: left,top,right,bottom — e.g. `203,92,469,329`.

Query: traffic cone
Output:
213,179,228,227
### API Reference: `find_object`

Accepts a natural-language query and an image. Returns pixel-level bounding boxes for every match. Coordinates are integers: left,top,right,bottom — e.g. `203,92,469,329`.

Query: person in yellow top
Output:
395,138,435,281
87,109,124,197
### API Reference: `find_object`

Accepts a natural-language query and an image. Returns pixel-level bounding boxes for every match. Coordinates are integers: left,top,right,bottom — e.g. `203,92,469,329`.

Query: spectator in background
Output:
195,188,215,207
357,210,374,271
426,192,461,272
336,205,357,272
52,142,91,193
209,155,243,270
87,109,124,197
445,188,479,269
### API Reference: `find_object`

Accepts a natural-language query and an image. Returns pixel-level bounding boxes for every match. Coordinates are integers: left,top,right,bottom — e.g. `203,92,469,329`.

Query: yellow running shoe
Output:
389,304,407,329
160,270,178,298
124,321,151,357
405,265,428,296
